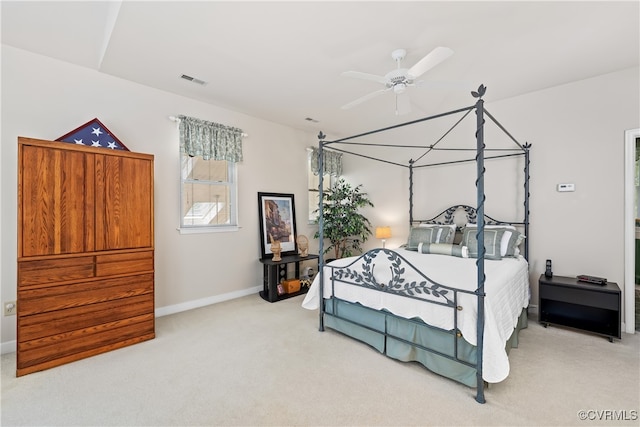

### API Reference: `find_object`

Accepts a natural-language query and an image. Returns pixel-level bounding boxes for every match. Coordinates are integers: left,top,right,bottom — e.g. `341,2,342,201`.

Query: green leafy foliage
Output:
313,178,374,259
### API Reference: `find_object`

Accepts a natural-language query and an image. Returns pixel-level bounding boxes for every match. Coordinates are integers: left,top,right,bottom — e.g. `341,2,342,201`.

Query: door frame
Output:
624,128,639,334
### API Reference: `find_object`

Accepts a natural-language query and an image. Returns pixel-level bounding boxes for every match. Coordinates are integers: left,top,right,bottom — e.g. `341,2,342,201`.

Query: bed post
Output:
473,85,487,404
317,132,326,332
524,143,531,261
409,159,414,227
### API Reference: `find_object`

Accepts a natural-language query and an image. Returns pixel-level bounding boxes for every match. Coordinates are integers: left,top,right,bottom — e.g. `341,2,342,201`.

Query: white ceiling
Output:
2,1,638,139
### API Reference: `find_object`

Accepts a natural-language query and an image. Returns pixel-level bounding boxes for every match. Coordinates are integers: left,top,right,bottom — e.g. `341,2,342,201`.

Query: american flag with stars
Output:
56,118,129,151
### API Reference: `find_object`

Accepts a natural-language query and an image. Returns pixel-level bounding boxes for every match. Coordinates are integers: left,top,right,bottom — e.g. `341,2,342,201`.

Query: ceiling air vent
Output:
180,74,208,86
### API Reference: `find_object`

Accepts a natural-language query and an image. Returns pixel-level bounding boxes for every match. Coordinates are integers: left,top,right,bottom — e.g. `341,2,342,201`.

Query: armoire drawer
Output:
18,273,154,316
17,316,155,374
18,294,154,342
18,256,94,287
96,250,154,276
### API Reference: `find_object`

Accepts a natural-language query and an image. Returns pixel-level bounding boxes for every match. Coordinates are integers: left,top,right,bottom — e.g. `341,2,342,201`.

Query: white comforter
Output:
302,248,530,383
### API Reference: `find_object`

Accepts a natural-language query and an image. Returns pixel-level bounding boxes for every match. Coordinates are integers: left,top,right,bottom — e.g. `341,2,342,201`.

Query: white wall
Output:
489,67,638,305
0,46,319,349
349,67,640,323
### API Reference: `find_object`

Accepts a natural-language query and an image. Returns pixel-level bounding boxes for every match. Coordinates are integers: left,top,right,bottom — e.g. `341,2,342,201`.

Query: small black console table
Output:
259,254,319,303
538,274,621,342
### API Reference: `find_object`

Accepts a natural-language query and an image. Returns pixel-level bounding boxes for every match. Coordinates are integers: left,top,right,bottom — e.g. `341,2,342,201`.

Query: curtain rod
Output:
168,116,248,138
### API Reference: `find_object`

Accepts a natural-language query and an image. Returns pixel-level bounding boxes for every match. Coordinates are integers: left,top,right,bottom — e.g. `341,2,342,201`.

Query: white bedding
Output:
302,248,530,383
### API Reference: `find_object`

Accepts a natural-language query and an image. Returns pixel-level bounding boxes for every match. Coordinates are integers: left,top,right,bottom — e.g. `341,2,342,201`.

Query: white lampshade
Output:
375,226,391,239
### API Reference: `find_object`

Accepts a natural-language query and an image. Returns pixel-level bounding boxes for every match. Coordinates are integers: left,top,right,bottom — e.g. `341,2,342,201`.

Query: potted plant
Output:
314,178,374,260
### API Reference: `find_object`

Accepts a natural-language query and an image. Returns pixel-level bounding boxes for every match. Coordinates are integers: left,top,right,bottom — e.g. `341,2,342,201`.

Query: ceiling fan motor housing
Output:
385,68,413,90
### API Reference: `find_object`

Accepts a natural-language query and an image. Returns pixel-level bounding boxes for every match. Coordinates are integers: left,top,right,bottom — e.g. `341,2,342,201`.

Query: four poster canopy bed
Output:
302,85,531,404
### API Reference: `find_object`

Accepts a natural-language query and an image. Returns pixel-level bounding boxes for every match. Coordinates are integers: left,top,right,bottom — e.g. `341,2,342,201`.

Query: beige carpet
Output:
1,293,639,426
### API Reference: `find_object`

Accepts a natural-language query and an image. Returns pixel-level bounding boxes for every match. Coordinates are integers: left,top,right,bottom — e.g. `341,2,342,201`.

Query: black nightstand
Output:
259,254,319,303
538,274,621,342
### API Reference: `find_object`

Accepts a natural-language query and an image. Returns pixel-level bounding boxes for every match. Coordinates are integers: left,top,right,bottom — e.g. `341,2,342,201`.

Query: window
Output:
176,114,243,233
181,154,237,231
307,149,336,223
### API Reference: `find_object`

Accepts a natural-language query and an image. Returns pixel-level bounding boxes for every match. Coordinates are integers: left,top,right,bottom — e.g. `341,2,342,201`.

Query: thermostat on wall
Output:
557,183,575,192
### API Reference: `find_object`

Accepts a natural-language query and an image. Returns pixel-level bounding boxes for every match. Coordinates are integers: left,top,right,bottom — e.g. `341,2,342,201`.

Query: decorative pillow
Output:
460,227,505,260
417,242,469,258
463,223,524,257
406,227,437,250
417,223,456,244
504,230,525,257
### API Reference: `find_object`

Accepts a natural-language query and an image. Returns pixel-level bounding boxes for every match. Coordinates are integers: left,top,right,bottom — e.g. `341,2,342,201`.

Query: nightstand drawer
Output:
540,284,618,311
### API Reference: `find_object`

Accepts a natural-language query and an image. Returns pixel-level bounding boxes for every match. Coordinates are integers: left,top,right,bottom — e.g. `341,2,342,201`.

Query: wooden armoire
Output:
17,137,155,376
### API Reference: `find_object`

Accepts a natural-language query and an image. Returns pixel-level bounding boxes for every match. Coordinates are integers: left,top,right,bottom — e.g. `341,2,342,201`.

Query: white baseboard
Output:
155,285,262,317
0,286,262,355
2,340,17,354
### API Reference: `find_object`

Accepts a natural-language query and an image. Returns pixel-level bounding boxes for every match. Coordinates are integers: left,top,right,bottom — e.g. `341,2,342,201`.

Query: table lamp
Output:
375,226,392,248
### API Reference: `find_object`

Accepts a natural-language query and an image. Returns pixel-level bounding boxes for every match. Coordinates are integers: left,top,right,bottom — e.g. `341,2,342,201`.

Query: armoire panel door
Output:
94,154,153,251
19,144,94,257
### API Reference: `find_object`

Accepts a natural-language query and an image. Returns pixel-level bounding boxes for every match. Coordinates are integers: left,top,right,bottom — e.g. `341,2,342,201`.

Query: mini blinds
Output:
178,115,243,162
311,147,342,177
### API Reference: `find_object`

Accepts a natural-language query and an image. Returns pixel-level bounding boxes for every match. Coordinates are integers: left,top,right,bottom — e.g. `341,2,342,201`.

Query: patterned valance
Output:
311,147,342,177
178,115,243,162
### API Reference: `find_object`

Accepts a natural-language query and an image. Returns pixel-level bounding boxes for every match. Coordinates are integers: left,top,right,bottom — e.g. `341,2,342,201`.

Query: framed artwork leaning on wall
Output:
258,192,298,259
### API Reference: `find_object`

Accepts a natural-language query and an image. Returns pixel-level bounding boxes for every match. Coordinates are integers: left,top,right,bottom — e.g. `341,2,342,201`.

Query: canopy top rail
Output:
322,145,411,169
323,141,524,152
319,88,527,170
322,105,474,147
412,152,526,169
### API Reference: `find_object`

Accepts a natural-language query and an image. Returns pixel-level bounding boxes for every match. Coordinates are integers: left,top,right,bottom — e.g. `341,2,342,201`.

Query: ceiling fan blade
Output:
395,93,412,116
408,46,454,79
341,88,391,110
341,71,389,85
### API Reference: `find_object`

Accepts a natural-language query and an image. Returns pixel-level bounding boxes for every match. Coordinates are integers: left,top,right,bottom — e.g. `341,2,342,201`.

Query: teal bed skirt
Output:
323,298,528,387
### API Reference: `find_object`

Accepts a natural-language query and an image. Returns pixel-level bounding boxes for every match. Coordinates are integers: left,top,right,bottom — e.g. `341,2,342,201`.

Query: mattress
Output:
302,248,530,382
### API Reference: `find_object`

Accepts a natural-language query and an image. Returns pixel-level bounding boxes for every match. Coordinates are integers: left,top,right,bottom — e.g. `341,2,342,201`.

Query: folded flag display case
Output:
56,118,129,151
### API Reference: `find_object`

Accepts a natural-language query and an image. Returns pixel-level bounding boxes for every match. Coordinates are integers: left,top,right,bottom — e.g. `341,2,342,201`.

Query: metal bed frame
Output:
315,85,531,403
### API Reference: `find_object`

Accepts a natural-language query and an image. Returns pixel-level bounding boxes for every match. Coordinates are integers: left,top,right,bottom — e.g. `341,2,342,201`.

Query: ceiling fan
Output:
340,46,454,115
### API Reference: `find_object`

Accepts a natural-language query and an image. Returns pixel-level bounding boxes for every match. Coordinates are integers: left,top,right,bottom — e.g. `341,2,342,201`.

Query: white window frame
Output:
178,154,239,234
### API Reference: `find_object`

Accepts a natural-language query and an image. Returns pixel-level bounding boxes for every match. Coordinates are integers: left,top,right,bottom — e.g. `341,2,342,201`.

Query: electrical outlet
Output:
4,301,17,316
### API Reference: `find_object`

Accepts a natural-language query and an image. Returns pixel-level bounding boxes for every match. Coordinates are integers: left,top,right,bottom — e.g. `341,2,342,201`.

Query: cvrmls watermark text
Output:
578,410,638,421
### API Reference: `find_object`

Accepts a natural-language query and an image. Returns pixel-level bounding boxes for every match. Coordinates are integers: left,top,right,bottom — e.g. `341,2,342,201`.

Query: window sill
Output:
177,225,240,234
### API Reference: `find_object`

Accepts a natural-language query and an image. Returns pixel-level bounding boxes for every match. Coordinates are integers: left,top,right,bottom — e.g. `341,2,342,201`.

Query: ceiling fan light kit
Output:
341,46,454,115
393,83,406,94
